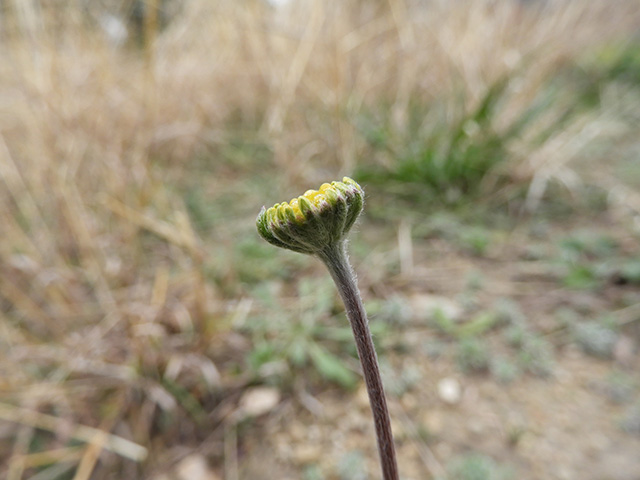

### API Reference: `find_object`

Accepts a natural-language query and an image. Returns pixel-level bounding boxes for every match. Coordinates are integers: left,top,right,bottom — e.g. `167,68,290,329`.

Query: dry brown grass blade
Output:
596,174,640,216
0,277,51,327
72,431,108,480
264,0,325,135
57,179,121,317
7,458,25,480
0,403,147,462
10,447,84,470
151,265,170,307
0,134,48,260
102,195,201,255
387,0,417,130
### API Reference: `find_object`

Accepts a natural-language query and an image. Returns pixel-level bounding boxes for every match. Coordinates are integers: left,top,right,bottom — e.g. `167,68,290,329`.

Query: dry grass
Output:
1,0,639,478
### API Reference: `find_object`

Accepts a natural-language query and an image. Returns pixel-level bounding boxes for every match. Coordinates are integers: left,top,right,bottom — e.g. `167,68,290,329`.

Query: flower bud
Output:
256,177,365,255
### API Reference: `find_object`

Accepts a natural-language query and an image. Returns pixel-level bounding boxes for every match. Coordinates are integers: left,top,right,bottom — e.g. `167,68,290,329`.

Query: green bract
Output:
256,177,364,255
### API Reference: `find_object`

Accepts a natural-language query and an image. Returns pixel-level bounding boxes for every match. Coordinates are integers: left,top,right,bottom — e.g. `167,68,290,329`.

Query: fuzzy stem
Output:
318,242,399,480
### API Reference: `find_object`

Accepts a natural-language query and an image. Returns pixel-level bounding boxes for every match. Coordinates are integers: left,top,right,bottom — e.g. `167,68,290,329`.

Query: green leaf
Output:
563,264,599,289
620,259,640,284
288,340,308,367
308,343,357,388
457,311,500,338
248,343,278,371
431,308,456,335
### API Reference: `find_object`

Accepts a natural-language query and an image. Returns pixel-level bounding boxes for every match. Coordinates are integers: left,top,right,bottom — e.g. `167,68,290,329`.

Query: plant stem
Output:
318,242,399,480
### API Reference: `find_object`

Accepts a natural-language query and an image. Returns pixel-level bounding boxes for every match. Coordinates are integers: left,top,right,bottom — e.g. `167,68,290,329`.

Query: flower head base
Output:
256,177,364,255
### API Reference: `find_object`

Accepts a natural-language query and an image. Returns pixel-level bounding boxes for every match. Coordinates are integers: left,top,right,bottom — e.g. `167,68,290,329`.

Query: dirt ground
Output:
230,208,640,480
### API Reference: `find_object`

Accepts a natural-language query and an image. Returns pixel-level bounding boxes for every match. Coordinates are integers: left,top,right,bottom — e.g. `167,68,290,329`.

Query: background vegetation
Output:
1,0,639,479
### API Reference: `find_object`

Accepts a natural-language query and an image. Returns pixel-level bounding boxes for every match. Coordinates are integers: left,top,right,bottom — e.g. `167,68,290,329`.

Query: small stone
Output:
175,454,220,480
401,393,418,410
467,418,487,435
410,294,463,322
391,418,407,441
421,411,445,436
238,387,280,418
614,335,636,368
290,423,306,441
437,377,461,405
293,444,322,464
355,383,370,410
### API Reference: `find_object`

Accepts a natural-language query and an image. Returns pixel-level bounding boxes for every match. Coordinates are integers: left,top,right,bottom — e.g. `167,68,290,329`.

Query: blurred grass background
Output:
1,0,639,479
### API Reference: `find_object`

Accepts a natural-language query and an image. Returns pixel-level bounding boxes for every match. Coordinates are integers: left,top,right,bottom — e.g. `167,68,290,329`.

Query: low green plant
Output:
601,370,637,404
337,450,368,480
620,403,640,436
562,264,600,290
618,258,640,284
490,356,521,384
456,338,490,374
504,323,528,348
572,318,618,359
303,465,326,480
357,77,515,204
244,278,358,388
517,336,555,377
431,309,501,340
366,295,413,327
493,298,527,325
458,227,492,257
503,323,555,377
380,361,422,397
444,452,513,480
430,303,509,376
558,231,618,260
582,41,640,88
556,231,619,289
464,269,486,291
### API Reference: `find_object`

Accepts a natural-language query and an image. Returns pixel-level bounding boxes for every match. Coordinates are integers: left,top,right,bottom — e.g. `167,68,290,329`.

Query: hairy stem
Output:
318,242,399,480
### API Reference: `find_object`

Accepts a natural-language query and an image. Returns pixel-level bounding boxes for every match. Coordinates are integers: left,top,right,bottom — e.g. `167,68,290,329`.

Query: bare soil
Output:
233,208,640,480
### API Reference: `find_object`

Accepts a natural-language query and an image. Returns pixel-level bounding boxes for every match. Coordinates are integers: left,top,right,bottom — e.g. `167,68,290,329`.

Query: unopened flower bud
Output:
256,177,364,255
